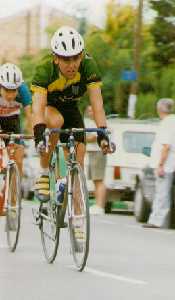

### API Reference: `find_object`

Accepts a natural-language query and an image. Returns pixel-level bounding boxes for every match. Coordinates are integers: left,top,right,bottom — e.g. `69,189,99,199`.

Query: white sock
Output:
39,167,49,176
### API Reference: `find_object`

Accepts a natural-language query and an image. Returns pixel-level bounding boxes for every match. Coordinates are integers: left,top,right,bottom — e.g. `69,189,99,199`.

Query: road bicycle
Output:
33,127,115,271
0,133,33,252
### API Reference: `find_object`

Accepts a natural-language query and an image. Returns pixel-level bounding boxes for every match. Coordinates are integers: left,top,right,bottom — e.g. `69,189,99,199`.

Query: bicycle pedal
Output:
32,207,41,225
58,221,68,228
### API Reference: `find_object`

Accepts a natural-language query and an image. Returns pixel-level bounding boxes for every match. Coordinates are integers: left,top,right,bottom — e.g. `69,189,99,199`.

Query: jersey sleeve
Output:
31,60,51,95
83,55,102,89
18,82,32,107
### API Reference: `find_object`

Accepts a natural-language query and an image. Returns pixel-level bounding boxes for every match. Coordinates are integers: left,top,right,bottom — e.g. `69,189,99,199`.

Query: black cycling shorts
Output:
47,100,85,143
0,115,21,145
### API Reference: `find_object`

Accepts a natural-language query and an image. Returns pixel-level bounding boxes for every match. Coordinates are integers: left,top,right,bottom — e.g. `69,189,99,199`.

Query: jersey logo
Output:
72,86,79,95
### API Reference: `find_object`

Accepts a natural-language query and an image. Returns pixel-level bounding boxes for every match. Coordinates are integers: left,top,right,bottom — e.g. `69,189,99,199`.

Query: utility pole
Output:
128,0,144,118
26,11,31,55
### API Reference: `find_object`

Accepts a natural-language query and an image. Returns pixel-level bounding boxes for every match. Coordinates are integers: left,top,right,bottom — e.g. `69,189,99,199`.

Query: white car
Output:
85,116,160,212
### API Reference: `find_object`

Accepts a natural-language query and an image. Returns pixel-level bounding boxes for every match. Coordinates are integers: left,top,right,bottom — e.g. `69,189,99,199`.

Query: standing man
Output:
85,105,107,215
31,26,111,202
143,98,175,229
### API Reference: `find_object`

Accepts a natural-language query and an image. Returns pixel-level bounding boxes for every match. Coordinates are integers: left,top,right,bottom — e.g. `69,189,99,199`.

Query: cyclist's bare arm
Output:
32,92,47,126
88,87,107,127
88,86,112,154
24,105,33,134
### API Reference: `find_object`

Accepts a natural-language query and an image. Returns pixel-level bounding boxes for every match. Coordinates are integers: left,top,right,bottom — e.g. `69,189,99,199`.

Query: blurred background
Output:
0,0,175,119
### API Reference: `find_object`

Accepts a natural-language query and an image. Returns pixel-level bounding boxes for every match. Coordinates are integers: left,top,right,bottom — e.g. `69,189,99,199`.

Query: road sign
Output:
121,70,137,81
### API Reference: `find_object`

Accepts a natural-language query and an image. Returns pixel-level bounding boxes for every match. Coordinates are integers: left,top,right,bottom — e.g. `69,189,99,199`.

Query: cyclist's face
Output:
54,53,83,79
1,87,18,101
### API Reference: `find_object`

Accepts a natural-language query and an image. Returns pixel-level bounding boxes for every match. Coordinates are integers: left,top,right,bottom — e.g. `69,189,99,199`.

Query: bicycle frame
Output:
0,134,33,214
38,127,114,268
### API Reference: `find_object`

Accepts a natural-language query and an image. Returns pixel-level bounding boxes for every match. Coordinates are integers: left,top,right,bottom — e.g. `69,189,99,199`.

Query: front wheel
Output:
6,164,22,252
40,155,61,263
68,163,90,271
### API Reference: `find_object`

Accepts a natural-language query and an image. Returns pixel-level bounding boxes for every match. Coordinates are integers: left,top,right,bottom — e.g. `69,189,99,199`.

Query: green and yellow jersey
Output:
31,53,102,104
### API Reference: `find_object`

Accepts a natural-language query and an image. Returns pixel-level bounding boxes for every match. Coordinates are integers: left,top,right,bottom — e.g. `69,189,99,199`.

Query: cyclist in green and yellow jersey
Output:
32,26,111,202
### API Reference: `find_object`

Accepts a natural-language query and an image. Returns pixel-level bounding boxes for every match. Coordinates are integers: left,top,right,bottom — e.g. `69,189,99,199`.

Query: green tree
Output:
150,0,175,66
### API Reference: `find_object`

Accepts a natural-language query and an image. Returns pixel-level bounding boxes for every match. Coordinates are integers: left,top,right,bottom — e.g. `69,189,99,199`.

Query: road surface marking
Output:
97,220,116,225
126,224,175,235
85,267,148,285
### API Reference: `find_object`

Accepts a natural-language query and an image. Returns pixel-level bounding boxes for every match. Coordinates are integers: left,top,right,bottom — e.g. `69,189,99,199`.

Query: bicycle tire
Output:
40,151,61,263
6,164,21,252
68,163,90,271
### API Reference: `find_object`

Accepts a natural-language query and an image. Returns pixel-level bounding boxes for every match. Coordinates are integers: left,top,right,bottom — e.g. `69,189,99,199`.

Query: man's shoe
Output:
35,175,50,202
90,204,105,216
142,223,161,229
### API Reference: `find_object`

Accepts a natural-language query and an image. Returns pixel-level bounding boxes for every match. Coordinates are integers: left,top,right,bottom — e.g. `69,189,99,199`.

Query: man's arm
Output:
86,134,97,143
159,144,170,166
157,144,170,176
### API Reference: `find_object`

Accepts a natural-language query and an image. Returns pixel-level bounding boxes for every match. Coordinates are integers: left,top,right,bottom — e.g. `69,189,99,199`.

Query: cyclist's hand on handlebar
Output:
36,140,46,153
97,127,116,155
100,139,116,155
33,123,46,153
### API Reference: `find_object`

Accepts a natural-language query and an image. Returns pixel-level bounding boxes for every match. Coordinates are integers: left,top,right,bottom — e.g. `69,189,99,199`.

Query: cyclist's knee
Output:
45,106,64,128
76,143,85,167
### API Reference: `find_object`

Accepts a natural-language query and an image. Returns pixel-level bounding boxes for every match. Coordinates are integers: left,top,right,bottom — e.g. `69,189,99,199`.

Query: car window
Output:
123,131,155,153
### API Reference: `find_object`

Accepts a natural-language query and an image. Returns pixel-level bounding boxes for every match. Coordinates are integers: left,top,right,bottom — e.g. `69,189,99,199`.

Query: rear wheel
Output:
6,164,21,252
68,163,90,271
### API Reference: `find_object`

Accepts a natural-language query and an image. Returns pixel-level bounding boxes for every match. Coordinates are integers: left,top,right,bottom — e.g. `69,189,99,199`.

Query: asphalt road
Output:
0,201,175,300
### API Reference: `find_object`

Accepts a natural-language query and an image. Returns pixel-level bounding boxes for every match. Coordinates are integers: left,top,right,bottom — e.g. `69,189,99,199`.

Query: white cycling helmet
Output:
51,26,84,57
0,63,23,89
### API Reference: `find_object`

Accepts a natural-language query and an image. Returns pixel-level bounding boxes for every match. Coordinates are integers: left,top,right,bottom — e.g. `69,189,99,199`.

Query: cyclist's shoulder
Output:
80,53,101,82
32,54,55,86
17,82,32,106
81,53,97,69
35,54,54,73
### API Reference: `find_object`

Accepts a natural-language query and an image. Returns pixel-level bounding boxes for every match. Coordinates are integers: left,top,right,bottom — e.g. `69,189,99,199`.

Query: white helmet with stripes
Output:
51,26,84,57
0,63,23,89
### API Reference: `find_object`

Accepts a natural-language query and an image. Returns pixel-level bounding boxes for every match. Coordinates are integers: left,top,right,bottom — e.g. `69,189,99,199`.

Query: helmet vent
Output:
62,41,67,50
14,72,17,83
72,38,75,49
59,32,63,36
70,31,73,34
7,72,9,82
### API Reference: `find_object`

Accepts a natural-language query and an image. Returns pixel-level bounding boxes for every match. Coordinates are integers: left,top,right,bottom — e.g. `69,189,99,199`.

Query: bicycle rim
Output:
6,164,21,252
40,153,60,263
68,163,90,271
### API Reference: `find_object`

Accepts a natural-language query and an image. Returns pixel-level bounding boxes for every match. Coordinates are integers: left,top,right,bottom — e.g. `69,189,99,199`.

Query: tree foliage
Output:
150,0,175,66
18,0,175,119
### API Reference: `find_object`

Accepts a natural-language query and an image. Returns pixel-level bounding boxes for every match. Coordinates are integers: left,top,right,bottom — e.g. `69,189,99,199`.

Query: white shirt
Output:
150,114,175,172
84,117,99,152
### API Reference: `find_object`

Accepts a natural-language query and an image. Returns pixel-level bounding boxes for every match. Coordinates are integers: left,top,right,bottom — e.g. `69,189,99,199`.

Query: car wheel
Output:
105,202,112,214
134,183,150,222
